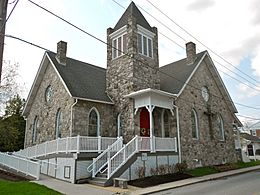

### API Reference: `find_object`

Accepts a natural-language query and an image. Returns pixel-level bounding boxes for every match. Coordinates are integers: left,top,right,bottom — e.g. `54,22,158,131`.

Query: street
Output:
152,170,260,195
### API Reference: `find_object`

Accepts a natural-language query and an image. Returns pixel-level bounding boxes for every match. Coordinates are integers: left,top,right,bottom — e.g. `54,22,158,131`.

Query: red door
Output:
140,108,150,137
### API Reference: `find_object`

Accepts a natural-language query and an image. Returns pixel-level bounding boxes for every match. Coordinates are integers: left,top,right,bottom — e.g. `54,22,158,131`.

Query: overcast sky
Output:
4,0,260,125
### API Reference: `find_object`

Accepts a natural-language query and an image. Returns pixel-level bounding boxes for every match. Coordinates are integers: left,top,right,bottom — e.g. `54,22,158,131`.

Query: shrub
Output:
174,161,188,173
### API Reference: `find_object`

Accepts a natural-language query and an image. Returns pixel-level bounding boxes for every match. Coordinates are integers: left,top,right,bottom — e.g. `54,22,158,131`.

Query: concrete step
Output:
96,172,107,178
87,177,108,186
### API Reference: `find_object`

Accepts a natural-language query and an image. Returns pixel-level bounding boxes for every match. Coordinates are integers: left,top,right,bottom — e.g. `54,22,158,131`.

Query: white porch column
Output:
146,105,155,152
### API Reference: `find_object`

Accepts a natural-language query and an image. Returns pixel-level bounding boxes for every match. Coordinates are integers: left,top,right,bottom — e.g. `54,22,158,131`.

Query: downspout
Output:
23,116,28,149
172,104,181,163
70,98,78,137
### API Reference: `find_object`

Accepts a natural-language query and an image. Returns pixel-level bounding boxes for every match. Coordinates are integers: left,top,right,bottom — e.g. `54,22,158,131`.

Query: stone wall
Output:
24,62,74,148
176,59,238,168
106,15,160,142
72,100,116,137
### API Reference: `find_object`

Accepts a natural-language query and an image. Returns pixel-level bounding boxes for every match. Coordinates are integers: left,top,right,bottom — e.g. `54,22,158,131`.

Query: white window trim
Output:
217,114,225,141
137,32,153,58
191,109,199,140
88,107,100,137
32,116,39,143
161,109,170,138
109,25,127,39
55,109,62,139
137,25,155,38
112,33,127,60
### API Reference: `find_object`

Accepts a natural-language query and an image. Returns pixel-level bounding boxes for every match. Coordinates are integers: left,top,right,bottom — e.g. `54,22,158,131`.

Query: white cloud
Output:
237,83,260,99
187,0,215,12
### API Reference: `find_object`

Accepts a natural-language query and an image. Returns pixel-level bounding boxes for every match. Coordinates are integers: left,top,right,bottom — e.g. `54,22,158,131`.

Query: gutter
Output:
70,98,78,137
172,104,181,163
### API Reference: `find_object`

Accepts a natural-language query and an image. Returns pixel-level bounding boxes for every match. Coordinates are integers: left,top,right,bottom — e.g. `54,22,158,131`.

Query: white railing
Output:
87,137,123,177
107,136,177,179
14,136,118,159
0,152,40,180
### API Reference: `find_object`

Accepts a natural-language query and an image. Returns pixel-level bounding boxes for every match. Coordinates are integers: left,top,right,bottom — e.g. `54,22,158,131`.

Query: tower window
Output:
137,33,153,58
112,34,127,59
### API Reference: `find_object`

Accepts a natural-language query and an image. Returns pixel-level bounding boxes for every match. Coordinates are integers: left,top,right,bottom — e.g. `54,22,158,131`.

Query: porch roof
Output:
125,88,176,111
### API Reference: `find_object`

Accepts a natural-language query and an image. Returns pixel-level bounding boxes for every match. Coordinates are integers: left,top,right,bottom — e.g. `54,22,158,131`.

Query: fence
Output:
0,152,40,180
14,136,118,159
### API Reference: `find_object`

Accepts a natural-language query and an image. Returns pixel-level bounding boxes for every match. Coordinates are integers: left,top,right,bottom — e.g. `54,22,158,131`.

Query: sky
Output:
3,0,260,125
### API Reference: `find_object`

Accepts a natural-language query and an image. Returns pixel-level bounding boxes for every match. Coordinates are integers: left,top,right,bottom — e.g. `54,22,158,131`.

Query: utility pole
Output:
0,0,8,83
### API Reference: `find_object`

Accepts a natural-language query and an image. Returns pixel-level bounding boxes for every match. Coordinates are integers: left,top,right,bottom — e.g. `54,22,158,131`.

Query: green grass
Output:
187,167,218,177
0,179,62,195
187,160,260,177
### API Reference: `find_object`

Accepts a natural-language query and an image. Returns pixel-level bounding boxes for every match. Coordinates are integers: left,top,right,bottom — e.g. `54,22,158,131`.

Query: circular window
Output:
201,86,209,102
45,85,53,103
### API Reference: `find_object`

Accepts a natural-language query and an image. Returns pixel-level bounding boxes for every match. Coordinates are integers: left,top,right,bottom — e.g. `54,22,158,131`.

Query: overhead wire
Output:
0,0,19,32
25,0,260,112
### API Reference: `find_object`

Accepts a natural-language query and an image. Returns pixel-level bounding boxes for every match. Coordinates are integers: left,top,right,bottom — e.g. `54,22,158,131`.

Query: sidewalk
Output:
33,165,260,195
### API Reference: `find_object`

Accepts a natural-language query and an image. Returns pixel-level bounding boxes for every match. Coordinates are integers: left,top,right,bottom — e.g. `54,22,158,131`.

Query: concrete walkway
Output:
33,165,260,195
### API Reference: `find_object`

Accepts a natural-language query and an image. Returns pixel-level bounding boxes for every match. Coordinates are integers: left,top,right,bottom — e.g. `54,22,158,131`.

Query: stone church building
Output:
21,2,240,184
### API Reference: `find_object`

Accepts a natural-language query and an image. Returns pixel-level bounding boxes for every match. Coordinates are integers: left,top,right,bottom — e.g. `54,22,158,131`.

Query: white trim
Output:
112,32,127,60
177,52,207,97
191,109,199,140
125,88,176,98
137,24,155,38
217,114,225,141
88,107,100,137
109,25,127,39
72,96,114,105
117,113,121,137
46,54,72,97
70,99,78,137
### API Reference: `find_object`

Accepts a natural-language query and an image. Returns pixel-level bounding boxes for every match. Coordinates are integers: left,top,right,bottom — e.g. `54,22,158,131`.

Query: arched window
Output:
191,109,199,139
161,110,170,137
217,114,224,140
88,108,100,137
55,108,62,139
32,116,39,143
117,113,122,137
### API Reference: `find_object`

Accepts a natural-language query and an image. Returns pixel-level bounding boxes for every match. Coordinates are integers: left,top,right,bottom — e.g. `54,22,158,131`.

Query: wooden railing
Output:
0,152,40,180
107,136,177,179
14,136,118,159
87,137,123,177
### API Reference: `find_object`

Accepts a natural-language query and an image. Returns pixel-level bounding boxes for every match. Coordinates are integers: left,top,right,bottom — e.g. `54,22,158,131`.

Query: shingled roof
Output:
47,51,112,103
159,51,206,95
240,133,260,143
113,1,152,32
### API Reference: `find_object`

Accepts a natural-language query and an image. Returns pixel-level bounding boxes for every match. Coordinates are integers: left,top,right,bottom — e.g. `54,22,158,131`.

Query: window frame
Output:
32,116,39,143
137,33,153,58
117,113,122,137
161,109,170,137
112,33,127,59
191,109,199,140
217,114,225,141
55,108,62,139
88,107,100,137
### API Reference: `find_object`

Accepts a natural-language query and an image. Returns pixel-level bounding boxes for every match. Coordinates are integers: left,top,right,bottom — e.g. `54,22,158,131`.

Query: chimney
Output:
186,42,196,65
56,41,67,65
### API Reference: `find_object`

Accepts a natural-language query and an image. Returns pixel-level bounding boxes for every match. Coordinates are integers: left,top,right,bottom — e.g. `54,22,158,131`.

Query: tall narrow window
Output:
217,114,224,140
143,36,147,56
88,108,100,137
32,116,39,143
191,109,199,139
148,38,152,58
117,113,122,137
123,34,127,54
118,36,122,56
162,110,170,137
55,108,62,139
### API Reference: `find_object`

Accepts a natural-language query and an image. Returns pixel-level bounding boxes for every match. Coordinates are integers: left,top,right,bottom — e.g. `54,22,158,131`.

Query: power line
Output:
145,0,260,86
135,1,260,90
236,115,260,121
0,0,19,32
27,0,260,112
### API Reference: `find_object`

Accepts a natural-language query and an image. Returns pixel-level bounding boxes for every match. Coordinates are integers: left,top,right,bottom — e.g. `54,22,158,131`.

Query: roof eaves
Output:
176,51,207,97
73,96,114,105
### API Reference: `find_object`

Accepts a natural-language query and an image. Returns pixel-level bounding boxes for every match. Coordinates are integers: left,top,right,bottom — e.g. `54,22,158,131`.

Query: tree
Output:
0,94,25,152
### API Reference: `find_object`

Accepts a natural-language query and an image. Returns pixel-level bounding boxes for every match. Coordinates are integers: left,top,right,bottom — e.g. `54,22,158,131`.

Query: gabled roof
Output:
159,51,238,113
47,52,112,103
113,1,152,32
160,51,206,95
240,133,260,143
23,51,113,116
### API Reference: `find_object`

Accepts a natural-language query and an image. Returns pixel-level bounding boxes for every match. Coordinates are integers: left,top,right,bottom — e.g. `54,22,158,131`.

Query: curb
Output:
130,165,260,195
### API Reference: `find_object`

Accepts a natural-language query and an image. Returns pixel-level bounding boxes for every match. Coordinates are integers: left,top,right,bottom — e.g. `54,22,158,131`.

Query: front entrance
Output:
140,108,150,137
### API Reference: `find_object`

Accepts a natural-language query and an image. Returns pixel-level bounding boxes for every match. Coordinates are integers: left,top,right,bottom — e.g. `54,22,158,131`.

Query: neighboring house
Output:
240,133,260,161
20,2,241,185
249,121,260,138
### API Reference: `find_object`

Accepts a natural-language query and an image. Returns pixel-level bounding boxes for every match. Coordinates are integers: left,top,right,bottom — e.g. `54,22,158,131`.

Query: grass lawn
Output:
0,179,62,195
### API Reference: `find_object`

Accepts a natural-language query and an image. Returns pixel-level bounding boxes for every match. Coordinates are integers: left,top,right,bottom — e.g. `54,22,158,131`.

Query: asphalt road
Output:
153,170,260,195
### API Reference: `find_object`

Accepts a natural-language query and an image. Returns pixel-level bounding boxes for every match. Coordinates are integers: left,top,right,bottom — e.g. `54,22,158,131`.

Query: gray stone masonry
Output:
176,59,238,168
25,62,74,148
106,14,160,142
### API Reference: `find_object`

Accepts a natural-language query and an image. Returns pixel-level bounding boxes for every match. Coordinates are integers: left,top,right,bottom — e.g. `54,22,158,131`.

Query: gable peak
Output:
113,1,152,32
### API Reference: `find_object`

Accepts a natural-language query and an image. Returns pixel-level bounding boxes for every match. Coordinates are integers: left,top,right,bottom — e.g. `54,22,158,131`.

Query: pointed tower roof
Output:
113,1,152,32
